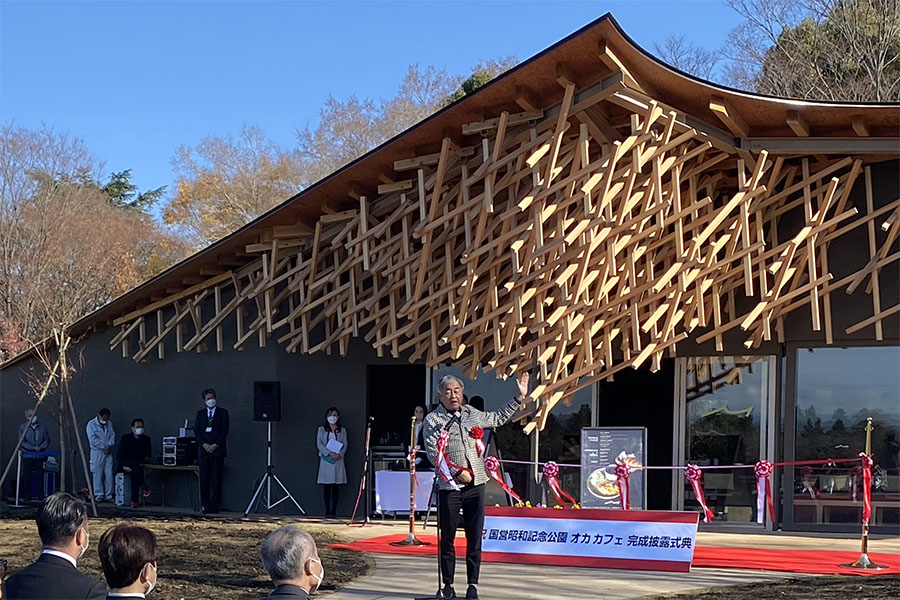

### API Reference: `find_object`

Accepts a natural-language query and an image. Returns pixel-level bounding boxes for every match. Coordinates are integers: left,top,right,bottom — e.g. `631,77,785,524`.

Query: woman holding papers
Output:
316,406,348,519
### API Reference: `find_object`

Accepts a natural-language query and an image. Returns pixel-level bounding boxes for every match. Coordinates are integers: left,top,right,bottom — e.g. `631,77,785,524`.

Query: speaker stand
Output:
244,421,306,516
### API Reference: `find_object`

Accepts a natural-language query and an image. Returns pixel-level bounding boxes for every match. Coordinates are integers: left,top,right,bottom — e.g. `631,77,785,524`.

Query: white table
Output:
374,469,434,513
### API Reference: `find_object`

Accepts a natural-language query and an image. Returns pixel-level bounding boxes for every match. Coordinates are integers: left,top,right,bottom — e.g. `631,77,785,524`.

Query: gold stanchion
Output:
391,416,429,546
840,418,886,570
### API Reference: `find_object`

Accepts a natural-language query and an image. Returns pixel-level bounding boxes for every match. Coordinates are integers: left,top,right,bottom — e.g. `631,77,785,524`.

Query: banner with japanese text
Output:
482,507,699,572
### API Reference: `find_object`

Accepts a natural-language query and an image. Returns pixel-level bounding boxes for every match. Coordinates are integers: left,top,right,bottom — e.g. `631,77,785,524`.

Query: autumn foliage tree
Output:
0,124,187,361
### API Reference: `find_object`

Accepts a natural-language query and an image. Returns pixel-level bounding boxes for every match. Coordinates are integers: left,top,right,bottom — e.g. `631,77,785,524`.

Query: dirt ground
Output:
0,506,374,600
645,574,900,599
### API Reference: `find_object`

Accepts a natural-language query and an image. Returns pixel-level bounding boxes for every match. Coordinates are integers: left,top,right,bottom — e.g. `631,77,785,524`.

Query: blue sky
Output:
1,1,741,210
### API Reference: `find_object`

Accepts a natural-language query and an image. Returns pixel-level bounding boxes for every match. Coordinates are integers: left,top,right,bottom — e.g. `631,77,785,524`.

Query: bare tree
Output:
723,0,900,100
653,33,722,80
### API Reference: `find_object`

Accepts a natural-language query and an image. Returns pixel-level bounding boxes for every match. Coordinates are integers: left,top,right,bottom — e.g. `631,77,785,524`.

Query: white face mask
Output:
134,428,144,436
309,557,324,592
30,415,38,424
98,418,108,425
144,562,157,595
327,415,338,425
205,399,217,409
78,527,89,559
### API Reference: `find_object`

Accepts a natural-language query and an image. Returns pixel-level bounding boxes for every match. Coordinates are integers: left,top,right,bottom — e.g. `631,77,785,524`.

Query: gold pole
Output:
391,415,429,546
840,417,885,570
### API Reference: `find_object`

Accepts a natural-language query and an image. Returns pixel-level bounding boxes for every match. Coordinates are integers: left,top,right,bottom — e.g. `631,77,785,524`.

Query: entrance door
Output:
675,356,776,527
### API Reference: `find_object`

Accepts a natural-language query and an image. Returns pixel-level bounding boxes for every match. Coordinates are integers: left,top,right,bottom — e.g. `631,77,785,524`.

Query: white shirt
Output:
108,594,145,598
207,407,216,420
42,549,77,568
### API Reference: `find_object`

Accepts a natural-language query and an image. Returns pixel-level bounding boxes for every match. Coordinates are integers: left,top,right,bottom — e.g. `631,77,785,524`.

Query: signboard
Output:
482,506,699,572
581,427,647,509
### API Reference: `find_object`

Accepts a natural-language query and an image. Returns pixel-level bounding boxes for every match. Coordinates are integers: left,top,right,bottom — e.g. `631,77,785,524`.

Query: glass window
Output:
683,356,771,524
794,347,900,526
538,385,593,504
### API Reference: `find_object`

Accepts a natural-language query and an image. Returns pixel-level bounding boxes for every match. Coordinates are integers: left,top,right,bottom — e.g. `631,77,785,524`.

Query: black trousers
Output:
21,457,45,498
438,484,485,586
323,483,339,516
198,451,225,511
125,466,145,503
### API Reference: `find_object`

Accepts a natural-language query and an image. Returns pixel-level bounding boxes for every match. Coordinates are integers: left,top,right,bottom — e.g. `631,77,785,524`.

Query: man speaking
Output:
423,372,528,600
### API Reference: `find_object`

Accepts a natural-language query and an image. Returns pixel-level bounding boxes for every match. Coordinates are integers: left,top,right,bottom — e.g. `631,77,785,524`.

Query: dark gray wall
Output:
1,325,406,515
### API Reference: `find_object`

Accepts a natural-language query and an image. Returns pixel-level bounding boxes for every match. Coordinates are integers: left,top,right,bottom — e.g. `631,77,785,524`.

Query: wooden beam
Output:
113,272,232,326
709,95,748,138
851,116,870,137
786,110,809,137
515,86,539,112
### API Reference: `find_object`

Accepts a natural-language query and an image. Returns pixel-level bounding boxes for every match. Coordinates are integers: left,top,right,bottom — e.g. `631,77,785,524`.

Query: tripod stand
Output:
244,421,305,516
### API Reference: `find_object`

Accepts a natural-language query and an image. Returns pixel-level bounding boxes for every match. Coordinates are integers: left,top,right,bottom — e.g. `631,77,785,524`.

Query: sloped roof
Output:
4,12,898,367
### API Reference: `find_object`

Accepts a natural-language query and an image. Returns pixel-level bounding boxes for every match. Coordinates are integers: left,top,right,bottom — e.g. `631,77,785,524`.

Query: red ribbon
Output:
543,461,578,508
469,426,486,458
860,453,873,524
436,431,460,490
615,463,631,510
684,464,715,523
484,456,522,503
754,460,775,524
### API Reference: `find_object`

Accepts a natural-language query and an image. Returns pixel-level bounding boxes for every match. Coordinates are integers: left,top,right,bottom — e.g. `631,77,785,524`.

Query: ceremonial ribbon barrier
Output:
435,431,460,491
496,455,873,526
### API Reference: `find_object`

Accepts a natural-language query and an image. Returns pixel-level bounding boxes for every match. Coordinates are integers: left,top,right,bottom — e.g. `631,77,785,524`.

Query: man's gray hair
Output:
260,525,317,582
438,374,464,393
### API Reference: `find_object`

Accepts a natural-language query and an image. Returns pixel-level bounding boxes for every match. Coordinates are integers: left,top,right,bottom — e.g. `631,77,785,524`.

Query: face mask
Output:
309,557,324,593
78,527,89,559
30,416,38,424
205,399,216,408
134,428,144,436
144,562,157,595
99,418,108,425
327,415,338,425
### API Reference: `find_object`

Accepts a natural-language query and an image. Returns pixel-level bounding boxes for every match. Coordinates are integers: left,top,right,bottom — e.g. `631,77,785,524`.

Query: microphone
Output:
443,411,461,431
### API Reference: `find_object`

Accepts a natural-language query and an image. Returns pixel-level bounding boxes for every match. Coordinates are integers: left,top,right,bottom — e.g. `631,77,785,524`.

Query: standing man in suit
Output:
258,525,323,600
4,492,107,599
195,388,229,514
18,408,51,501
86,409,116,502
117,419,152,508
97,524,158,599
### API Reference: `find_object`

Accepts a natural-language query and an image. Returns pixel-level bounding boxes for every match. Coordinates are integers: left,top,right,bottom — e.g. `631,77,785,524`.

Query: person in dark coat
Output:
17,408,51,501
194,387,229,514
117,418,152,507
4,492,106,600
259,526,323,600
97,524,158,599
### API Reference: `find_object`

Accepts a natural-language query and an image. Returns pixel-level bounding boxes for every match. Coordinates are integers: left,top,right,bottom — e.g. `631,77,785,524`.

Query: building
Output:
2,14,897,532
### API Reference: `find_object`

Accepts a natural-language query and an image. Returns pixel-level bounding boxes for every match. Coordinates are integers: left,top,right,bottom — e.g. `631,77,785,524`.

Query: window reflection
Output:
794,347,900,526
684,356,769,524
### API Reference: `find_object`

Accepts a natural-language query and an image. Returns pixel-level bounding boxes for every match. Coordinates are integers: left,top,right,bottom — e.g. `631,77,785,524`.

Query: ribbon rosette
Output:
469,426,486,458
860,453,874,524
483,456,522,503
684,464,715,523
543,461,578,508
615,463,631,510
753,460,775,524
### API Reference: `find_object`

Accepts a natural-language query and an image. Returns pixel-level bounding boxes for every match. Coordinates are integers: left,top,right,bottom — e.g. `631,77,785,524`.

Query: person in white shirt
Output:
86,408,116,501
98,524,158,599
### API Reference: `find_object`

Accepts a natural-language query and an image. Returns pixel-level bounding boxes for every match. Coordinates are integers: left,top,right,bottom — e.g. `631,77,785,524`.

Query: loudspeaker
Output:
253,381,281,421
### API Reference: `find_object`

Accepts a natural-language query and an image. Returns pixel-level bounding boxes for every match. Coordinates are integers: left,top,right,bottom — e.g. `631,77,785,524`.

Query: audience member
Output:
4,492,106,599
98,524,158,599
259,525,324,600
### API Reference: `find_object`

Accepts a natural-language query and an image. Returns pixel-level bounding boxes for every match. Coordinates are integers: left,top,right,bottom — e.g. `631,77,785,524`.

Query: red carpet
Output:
331,534,900,576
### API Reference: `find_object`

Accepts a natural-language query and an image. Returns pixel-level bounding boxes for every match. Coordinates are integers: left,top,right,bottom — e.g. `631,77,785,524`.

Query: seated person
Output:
117,419,152,507
259,525,324,600
4,492,106,599
97,524,158,599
